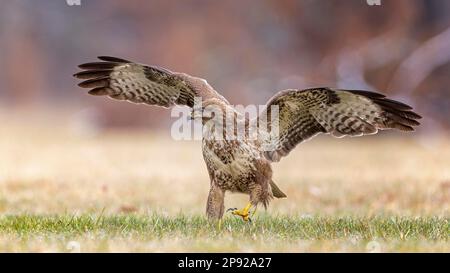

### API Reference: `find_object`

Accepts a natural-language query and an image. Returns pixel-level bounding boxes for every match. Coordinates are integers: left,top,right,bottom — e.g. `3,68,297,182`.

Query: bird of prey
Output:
74,56,421,221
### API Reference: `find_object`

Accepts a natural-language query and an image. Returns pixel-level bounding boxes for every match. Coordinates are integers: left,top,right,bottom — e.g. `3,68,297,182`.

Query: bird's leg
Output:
206,185,225,220
227,202,252,222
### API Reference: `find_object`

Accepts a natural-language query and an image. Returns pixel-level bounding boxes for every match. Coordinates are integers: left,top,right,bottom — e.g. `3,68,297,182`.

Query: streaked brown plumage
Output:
74,56,421,220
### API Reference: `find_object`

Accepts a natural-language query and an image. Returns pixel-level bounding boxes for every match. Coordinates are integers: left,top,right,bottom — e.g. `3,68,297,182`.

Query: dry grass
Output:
0,108,448,252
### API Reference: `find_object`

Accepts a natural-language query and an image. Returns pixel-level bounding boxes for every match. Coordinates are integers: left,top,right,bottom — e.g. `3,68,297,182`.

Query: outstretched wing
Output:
259,87,421,162
74,56,227,108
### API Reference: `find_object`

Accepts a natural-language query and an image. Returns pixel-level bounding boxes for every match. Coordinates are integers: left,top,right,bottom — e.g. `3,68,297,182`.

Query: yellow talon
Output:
229,203,252,222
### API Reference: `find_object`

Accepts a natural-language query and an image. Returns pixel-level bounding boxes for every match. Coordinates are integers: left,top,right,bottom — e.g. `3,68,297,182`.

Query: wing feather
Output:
259,87,421,162
74,56,226,108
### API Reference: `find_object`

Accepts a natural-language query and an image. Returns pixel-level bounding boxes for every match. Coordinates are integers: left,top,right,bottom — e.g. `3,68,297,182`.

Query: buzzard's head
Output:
191,98,235,125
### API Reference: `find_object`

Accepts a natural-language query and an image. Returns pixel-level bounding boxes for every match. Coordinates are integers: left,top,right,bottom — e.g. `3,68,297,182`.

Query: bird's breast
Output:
202,139,259,179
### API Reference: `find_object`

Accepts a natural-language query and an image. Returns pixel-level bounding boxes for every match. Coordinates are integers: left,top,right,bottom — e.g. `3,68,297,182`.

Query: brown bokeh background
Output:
0,0,449,130
0,2,449,252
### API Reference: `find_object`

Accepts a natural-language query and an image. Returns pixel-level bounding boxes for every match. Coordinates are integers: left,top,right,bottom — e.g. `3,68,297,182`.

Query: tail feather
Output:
270,180,287,198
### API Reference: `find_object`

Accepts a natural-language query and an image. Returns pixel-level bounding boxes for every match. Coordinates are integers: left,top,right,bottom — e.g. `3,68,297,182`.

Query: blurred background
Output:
0,1,449,232
0,0,449,131
1,1,450,251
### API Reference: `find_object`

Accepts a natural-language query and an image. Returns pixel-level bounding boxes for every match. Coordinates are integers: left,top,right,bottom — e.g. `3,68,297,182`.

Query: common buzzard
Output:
74,56,421,221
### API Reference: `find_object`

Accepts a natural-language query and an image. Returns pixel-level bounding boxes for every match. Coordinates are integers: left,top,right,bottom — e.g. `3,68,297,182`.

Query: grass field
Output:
0,109,448,252
0,214,447,252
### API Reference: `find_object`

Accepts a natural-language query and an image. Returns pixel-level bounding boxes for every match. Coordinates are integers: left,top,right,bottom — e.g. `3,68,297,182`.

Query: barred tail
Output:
270,180,287,198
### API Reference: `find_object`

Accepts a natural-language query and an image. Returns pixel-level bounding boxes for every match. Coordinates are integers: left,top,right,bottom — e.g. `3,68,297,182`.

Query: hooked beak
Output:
190,109,202,121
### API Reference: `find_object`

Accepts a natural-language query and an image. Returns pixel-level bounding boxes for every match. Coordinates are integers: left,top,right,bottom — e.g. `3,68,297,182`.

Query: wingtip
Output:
73,71,87,78
97,56,131,63
88,88,110,96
